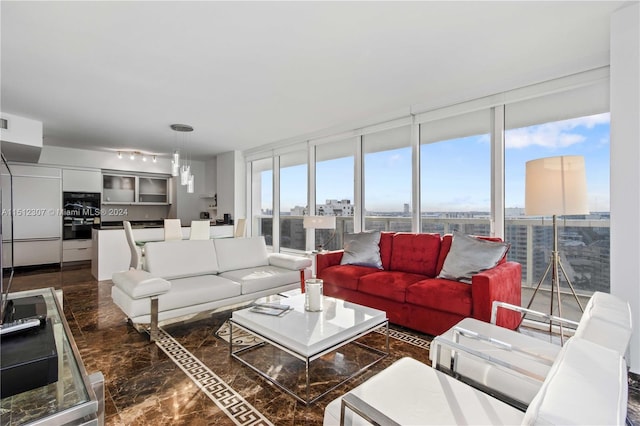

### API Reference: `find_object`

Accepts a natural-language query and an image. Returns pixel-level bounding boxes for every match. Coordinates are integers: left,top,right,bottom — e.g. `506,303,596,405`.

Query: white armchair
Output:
429,291,632,407
324,337,628,425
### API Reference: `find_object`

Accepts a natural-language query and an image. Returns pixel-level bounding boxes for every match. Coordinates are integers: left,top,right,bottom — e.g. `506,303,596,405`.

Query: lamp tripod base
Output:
519,215,584,344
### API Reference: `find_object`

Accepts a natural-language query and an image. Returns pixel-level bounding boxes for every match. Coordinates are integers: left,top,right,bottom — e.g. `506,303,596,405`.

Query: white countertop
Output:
91,224,234,281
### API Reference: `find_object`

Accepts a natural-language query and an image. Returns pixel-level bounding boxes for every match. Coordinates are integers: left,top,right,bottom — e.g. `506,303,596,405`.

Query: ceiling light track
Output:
117,150,157,162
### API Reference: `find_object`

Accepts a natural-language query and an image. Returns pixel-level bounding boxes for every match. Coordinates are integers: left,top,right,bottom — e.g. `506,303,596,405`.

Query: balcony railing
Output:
258,215,610,296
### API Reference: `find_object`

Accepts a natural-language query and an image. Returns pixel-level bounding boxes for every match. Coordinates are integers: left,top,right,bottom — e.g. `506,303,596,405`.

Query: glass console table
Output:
0,287,104,425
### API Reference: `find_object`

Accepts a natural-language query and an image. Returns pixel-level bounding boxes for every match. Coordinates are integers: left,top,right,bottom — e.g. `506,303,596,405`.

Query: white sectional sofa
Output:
111,236,311,331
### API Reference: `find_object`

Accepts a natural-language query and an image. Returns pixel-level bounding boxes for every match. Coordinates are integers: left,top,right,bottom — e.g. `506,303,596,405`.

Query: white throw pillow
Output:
437,231,509,283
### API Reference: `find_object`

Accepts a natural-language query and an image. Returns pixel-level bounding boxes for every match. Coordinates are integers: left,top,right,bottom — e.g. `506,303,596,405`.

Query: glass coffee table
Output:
230,294,388,405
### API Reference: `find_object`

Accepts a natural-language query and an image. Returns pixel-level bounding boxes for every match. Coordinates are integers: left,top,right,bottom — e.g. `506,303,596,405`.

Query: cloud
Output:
388,153,403,165
505,112,609,150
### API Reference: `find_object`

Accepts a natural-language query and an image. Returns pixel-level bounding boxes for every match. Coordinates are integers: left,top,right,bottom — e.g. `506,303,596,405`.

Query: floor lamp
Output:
303,215,337,279
303,215,337,252
523,155,589,343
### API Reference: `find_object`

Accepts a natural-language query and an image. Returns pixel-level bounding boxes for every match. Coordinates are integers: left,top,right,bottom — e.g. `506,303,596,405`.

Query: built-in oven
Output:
63,192,101,240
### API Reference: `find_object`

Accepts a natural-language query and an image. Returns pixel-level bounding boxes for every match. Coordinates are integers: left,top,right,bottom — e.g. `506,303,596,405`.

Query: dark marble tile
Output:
5,265,640,426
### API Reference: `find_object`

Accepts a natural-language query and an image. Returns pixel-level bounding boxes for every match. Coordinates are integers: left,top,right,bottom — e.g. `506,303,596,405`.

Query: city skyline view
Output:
257,111,611,295
270,112,610,215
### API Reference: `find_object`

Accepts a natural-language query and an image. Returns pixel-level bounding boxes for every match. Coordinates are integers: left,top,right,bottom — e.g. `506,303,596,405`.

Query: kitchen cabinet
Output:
62,239,92,262
102,173,170,205
138,176,169,203
103,174,136,203
1,164,62,267
63,168,102,192
3,240,62,267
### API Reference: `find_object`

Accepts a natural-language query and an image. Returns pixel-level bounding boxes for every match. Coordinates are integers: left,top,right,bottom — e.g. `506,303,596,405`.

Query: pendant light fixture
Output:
170,124,195,193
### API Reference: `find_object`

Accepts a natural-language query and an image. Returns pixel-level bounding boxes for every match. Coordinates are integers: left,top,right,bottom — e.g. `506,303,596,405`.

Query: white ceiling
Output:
0,1,629,160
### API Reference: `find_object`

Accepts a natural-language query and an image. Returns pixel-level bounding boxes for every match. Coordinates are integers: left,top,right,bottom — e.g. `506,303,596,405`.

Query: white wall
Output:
234,150,246,222
610,2,640,373
0,113,44,162
40,145,172,174
204,157,217,197
169,160,207,224
0,113,42,147
216,150,245,222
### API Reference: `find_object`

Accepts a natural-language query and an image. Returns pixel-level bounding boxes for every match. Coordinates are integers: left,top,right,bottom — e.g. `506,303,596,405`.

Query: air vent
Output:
170,123,193,132
0,118,7,130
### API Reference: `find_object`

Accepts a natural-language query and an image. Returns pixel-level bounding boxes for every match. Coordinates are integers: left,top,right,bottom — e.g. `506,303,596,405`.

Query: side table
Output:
0,287,104,425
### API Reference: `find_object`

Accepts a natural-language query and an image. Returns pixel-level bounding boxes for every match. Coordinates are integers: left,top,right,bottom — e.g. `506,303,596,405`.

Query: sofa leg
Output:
150,297,159,342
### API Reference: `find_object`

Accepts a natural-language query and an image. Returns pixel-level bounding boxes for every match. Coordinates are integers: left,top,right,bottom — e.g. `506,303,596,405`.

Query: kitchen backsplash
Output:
100,204,170,222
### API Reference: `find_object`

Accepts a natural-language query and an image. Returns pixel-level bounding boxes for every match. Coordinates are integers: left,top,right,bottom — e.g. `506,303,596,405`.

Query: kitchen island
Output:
91,224,234,281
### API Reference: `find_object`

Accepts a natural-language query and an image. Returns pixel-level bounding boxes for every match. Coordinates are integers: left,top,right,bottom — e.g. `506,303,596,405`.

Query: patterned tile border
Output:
215,320,263,346
159,322,431,425
216,319,431,351
155,328,274,426
374,326,431,350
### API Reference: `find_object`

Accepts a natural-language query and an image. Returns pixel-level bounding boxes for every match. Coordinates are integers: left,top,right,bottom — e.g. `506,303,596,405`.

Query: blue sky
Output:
272,112,610,213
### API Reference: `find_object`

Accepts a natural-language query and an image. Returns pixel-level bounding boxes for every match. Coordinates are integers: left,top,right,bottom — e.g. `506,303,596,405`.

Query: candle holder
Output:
304,279,323,312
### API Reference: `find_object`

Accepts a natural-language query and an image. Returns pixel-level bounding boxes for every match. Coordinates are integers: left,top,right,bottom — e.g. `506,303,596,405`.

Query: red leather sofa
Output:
316,232,522,336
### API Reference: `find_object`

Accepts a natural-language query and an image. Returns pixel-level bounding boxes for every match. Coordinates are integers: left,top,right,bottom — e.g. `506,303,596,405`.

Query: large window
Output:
419,109,491,235
505,111,611,296
315,138,355,250
246,70,611,311
251,158,272,244
363,126,412,232
279,151,307,251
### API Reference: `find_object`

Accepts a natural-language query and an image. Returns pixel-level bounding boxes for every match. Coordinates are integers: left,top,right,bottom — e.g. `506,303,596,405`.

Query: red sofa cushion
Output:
436,234,453,276
406,278,472,317
379,231,395,270
358,271,428,303
389,233,441,277
318,264,379,291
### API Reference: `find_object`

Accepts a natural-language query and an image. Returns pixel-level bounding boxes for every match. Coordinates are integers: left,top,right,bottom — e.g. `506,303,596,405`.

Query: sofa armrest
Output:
112,269,171,300
490,301,579,329
471,261,522,329
522,338,628,426
268,253,312,270
340,392,401,426
315,250,344,276
450,325,555,365
431,334,546,383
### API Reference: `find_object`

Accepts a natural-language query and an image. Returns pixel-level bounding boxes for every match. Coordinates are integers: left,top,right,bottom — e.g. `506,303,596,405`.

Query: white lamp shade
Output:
303,215,336,229
180,165,190,185
525,155,589,216
187,174,194,193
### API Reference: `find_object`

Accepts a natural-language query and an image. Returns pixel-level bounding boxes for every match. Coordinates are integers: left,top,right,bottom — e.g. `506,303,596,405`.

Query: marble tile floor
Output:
3,263,640,425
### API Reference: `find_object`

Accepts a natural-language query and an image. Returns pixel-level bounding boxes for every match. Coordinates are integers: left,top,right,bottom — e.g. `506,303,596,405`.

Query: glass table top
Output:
0,287,98,426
